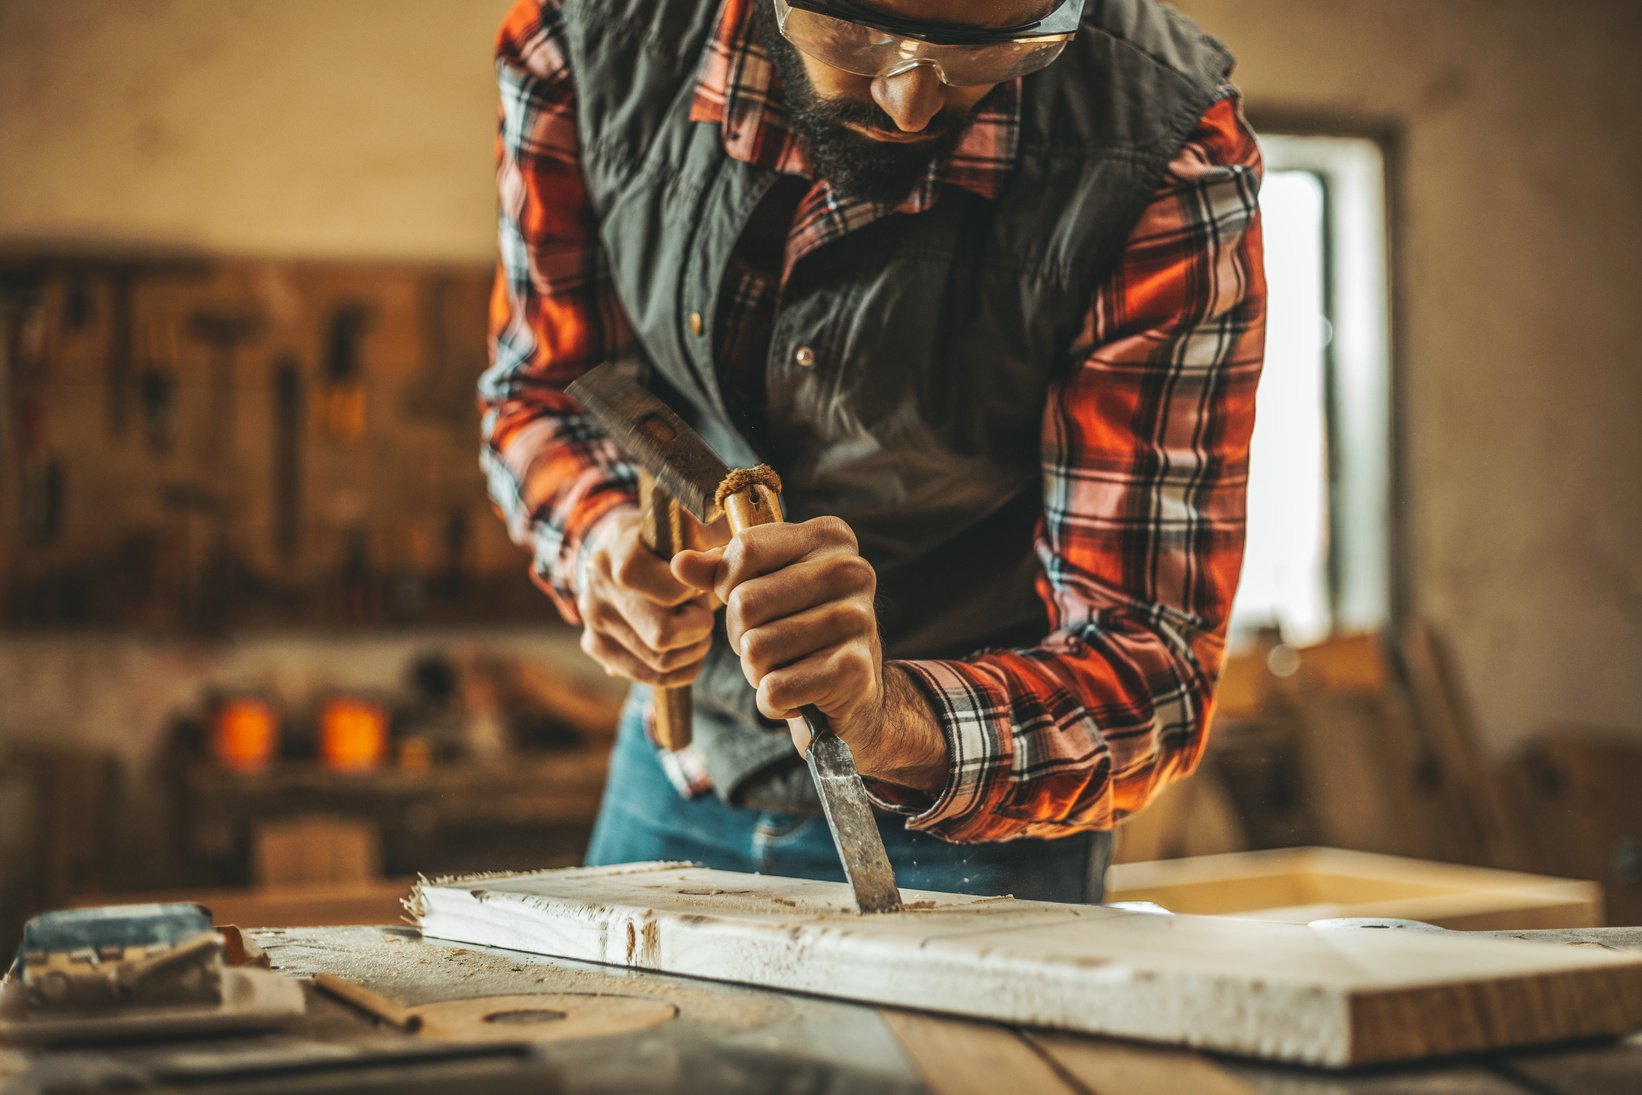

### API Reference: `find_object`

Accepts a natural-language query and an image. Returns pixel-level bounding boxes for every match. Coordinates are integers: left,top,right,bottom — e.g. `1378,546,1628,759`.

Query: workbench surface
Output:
3,925,1640,1094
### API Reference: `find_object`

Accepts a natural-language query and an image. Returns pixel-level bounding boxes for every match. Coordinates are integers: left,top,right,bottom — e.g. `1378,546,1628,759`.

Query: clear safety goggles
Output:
772,0,1079,88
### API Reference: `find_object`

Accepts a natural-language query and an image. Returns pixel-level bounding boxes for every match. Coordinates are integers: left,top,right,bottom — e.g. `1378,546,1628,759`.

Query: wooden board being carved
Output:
411,863,1642,1068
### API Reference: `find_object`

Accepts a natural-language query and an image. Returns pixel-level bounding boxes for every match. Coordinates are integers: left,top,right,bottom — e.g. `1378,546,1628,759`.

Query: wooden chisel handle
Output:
719,476,844,745
719,476,784,535
639,470,692,751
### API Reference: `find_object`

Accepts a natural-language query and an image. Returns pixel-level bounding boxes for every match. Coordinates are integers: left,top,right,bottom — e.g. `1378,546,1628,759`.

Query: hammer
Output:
568,363,902,913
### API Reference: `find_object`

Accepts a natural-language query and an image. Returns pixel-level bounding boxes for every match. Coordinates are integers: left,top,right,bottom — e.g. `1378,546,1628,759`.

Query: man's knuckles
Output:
632,601,712,649
756,657,857,720
834,596,877,635
808,514,859,553
584,596,622,632
584,589,707,657
647,637,711,672
724,557,875,639
737,602,874,677
609,542,647,586
832,553,876,594
718,516,860,586
581,626,708,683
756,670,806,720
636,615,708,656
723,582,769,640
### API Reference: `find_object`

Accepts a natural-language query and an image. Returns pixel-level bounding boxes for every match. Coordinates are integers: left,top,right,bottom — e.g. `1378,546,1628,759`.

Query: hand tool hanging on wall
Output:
408,272,488,435
62,275,96,333
438,507,471,599
337,525,380,625
139,322,180,457
188,309,266,464
105,267,138,440
272,357,304,563
0,271,47,540
159,480,235,631
318,305,371,444
568,363,903,914
8,281,66,546
18,401,66,547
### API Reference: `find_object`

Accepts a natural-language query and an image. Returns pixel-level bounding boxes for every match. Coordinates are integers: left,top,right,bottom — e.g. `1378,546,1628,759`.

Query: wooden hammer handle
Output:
639,470,692,751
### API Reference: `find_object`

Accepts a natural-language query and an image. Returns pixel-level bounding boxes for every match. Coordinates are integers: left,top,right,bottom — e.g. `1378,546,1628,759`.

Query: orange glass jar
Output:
211,696,279,774
319,696,389,773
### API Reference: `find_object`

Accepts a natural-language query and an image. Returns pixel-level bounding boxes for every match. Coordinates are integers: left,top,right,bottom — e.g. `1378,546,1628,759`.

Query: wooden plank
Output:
411,863,1642,1069
878,1011,1077,1095
1107,848,1602,930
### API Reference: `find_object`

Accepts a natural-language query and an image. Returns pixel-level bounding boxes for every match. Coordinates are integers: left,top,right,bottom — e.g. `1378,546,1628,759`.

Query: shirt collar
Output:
688,0,1020,209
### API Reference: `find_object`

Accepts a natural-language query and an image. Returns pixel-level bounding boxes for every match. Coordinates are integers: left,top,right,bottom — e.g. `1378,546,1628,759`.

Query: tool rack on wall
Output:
0,248,546,633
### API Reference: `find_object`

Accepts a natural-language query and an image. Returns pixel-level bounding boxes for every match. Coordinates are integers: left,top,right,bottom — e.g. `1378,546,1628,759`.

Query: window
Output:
1228,134,1392,649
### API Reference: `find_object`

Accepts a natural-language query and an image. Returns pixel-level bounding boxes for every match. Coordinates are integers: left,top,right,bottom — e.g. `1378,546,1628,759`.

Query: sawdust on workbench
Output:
254,926,794,1032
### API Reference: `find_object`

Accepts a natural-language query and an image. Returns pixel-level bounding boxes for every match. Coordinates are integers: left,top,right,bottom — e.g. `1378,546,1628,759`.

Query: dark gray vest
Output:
559,0,1233,804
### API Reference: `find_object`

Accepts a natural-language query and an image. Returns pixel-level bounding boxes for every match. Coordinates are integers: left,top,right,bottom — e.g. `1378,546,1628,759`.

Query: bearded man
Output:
481,0,1266,903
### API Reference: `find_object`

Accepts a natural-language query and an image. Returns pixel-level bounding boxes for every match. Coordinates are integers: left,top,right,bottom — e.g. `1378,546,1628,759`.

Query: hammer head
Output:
567,364,731,523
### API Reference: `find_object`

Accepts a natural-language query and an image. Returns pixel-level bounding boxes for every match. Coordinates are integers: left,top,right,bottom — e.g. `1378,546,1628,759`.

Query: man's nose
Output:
869,65,946,133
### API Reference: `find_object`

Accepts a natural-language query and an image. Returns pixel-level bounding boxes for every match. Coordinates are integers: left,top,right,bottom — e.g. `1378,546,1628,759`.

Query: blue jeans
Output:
586,697,1110,903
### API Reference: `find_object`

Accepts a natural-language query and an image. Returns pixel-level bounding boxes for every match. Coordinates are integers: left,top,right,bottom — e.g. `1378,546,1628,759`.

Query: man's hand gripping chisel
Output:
568,363,903,914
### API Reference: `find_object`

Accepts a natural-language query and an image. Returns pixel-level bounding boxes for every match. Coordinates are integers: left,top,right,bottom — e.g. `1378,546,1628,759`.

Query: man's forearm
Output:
849,663,950,797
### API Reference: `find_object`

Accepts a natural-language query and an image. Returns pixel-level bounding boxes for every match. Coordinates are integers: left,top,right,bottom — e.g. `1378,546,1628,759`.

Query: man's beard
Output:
753,3,970,206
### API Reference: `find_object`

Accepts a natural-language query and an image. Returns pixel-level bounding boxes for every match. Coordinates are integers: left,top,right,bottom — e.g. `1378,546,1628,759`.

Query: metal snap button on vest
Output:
688,311,704,337
793,346,816,368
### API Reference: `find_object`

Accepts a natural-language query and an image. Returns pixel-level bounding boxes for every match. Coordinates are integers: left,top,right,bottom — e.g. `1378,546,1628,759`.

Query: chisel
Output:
568,363,902,913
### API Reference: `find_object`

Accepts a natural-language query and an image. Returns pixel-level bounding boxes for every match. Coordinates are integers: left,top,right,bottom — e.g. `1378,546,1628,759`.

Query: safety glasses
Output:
772,0,1079,88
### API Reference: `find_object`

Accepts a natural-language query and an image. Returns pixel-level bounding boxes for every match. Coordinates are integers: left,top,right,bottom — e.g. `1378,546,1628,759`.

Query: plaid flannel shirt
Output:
481,0,1266,842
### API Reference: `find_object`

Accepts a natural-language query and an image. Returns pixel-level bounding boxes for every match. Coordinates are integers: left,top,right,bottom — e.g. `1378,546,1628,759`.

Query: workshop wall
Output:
1170,0,1642,758
5,1,1637,763
0,0,511,261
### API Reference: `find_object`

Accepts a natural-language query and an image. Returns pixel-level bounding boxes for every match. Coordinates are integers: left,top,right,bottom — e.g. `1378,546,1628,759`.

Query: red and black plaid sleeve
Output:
479,0,643,623
883,95,1267,843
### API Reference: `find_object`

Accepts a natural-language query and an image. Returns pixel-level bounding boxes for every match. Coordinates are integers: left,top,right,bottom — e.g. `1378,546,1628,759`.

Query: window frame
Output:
1237,115,1404,643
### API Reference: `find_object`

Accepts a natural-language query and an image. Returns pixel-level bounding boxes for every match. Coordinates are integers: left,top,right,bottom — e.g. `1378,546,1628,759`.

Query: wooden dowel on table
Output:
313,972,424,1033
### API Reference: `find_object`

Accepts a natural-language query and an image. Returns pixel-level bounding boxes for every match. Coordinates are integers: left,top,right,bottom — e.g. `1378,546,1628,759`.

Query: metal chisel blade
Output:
802,707,903,914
